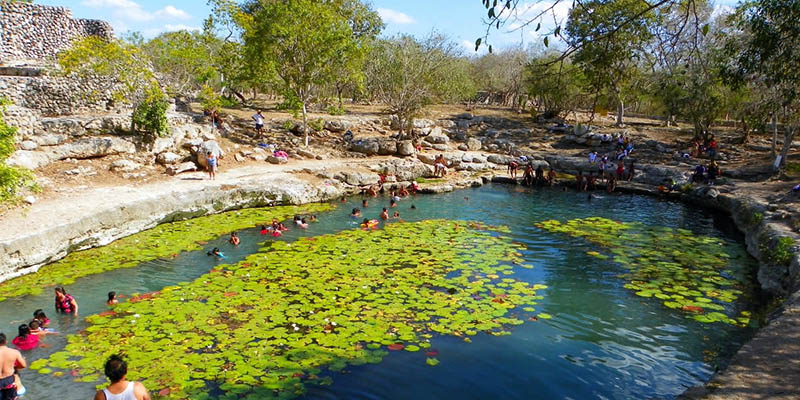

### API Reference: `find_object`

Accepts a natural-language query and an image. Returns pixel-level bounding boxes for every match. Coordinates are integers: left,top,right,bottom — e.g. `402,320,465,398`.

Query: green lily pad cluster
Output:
31,220,545,399
537,217,751,326
0,204,333,302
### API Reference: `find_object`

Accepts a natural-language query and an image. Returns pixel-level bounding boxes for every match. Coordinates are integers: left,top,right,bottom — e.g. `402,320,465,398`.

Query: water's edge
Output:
1,165,797,399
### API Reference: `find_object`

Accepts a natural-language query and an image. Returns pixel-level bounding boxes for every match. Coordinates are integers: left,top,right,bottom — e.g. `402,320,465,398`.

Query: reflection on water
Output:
0,184,759,400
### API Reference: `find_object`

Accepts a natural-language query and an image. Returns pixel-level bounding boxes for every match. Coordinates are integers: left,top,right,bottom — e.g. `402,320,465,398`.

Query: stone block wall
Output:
0,73,117,117
0,1,113,63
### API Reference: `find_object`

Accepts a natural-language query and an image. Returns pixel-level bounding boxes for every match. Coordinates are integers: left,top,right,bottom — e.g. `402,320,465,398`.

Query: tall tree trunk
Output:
771,114,778,157
337,89,343,110
302,102,309,148
776,127,795,172
616,98,625,126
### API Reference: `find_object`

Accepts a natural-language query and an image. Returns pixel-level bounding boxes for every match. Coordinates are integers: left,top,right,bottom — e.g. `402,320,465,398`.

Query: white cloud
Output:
156,5,191,20
81,0,190,23
164,24,200,32
377,8,415,24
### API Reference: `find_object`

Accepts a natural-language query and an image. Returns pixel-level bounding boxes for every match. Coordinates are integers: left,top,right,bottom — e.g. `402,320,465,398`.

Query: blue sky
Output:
38,0,740,54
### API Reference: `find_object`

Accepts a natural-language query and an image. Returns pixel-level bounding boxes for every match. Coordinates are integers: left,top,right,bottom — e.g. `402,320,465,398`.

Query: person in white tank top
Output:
93,355,150,400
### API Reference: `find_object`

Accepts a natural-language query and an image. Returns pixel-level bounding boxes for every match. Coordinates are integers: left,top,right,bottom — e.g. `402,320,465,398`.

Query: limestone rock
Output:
110,159,141,172
196,141,225,168
20,140,37,151
397,140,415,156
487,154,513,165
466,138,482,151
324,120,351,132
152,137,174,154
377,140,397,156
249,148,268,162
23,195,36,205
297,149,317,159
417,153,436,165
33,134,66,146
267,156,288,165
343,171,380,186
432,144,448,151
156,152,182,165
6,150,53,169
458,144,468,151
50,137,136,160
350,139,380,156
426,130,450,144
166,161,197,176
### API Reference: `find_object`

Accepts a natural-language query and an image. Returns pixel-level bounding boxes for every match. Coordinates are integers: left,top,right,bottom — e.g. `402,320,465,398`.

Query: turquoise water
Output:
0,185,759,399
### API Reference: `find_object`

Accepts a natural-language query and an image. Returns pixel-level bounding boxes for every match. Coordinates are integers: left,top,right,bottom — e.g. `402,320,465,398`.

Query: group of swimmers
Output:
1,286,128,399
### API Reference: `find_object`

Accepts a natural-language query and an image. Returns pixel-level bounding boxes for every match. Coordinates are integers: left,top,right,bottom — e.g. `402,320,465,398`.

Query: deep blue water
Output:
0,184,758,399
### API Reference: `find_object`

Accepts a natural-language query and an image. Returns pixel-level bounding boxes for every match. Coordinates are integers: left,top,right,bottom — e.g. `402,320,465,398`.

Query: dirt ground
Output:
13,100,799,215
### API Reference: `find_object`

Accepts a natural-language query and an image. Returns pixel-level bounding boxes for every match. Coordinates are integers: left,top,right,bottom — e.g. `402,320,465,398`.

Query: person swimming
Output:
362,199,369,208
361,218,379,229
351,208,361,218
380,208,389,220
260,225,268,235
390,199,397,208
410,204,416,210
299,218,309,229
207,247,225,258
392,211,400,219
229,232,240,246
107,291,118,306
310,215,317,222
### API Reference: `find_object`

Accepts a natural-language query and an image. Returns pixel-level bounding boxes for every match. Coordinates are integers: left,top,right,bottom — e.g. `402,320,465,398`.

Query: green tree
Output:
241,0,369,147
730,0,800,169
365,34,475,136
59,37,169,140
142,30,219,95
526,54,587,120
565,0,656,126
472,47,529,110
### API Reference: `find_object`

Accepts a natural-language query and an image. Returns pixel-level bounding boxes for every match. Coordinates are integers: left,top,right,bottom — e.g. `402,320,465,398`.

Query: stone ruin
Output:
0,2,113,62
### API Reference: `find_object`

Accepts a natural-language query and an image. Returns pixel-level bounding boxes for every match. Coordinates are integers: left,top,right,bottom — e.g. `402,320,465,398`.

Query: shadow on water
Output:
0,184,763,400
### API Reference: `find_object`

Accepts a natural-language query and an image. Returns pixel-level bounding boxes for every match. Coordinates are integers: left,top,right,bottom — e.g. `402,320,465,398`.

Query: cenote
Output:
0,184,763,400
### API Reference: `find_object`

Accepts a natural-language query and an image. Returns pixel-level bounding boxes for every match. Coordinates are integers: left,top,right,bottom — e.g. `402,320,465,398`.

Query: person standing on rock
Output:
207,151,217,181
252,110,265,137
94,355,151,400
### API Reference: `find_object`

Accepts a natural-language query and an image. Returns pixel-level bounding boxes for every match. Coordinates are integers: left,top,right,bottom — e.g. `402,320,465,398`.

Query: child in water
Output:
260,225,268,235
362,199,369,208
380,208,389,220
351,208,361,218
28,320,53,337
107,291,118,306
229,232,240,246
299,218,309,229
33,310,49,328
392,211,400,219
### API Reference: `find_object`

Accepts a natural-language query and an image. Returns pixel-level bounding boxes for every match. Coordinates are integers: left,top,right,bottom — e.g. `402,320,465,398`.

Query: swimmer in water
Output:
229,232,240,246
207,247,225,258
351,208,361,218
410,204,416,210
380,208,389,220
260,225,268,235
310,215,317,222
362,199,369,208
107,291,118,306
390,199,397,208
392,211,400,219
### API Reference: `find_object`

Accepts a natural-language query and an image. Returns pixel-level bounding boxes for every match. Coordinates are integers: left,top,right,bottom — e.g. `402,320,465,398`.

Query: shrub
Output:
282,120,296,131
309,118,324,132
131,83,170,139
0,98,37,204
327,105,346,116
